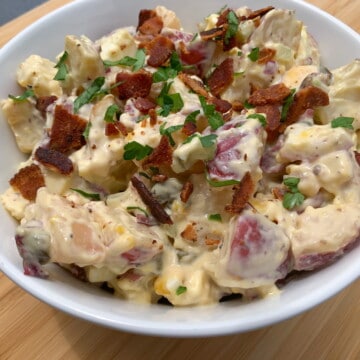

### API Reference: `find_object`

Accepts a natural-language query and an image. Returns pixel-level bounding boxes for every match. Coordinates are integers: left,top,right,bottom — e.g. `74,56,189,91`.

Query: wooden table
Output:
0,1,359,359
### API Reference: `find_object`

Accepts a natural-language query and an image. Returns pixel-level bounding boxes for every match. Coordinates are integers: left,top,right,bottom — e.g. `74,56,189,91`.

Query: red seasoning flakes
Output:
9,164,45,201
49,105,87,154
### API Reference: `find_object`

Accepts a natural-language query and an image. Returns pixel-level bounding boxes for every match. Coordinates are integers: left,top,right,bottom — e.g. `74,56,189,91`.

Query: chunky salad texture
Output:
1,5,360,306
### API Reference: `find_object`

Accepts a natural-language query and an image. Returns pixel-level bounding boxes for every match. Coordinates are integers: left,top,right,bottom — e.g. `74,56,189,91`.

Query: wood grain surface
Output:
0,1,359,359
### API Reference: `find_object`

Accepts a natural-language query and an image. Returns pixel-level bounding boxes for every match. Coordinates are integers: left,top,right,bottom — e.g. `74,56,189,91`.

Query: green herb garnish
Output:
103,49,146,72
73,77,105,113
126,206,149,216
8,89,35,102
248,47,260,62
331,116,354,130
159,123,183,146
206,176,240,188
183,133,217,148
281,88,296,121
199,96,224,130
247,113,267,127
176,285,187,295
152,52,184,83
185,110,201,123
158,92,184,117
208,213,222,222
224,11,239,44
282,177,305,210
104,104,121,123
54,51,69,81
83,122,92,140
71,188,101,201
123,141,153,161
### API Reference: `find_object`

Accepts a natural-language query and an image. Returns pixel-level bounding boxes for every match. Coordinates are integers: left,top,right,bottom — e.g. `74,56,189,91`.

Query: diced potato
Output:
1,187,30,220
155,6,181,29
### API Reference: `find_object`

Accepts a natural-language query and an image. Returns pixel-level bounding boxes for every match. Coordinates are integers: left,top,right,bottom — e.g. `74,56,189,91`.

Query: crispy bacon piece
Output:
130,176,173,225
207,58,234,96
182,121,197,136
258,48,276,64
181,222,197,242
225,172,254,214
178,72,209,98
36,96,57,117
134,97,157,114
9,164,45,201
138,15,163,36
200,27,226,41
105,121,128,137
146,35,175,67
151,174,168,183
34,147,73,175
180,181,194,203
232,100,244,112
279,86,329,133
205,237,221,247
115,70,153,100
178,41,206,66
142,136,173,168
248,83,292,106
209,97,233,121
243,6,275,20
256,104,281,143
49,105,87,154
148,108,158,126
137,9,157,29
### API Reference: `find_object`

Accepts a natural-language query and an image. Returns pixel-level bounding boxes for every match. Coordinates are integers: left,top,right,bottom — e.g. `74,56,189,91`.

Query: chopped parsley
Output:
248,47,260,62
208,213,222,222
157,82,184,117
247,113,267,127
123,141,153,161
185,110,200,123
73,77,105,113
70,188,101,201
183,133,217,148
206,176,240,188
82,121,92,140
8,89,35,102
281,88,296,121
160,123,183,146
103,49,146,71
104,104,121,123
224,10,239,44
243,100,255,109
331,116,354,130
152,52,184,83
199,96,224,130
282,177,305,210
126,206,149,216
54,51,69,81
176,285,187,295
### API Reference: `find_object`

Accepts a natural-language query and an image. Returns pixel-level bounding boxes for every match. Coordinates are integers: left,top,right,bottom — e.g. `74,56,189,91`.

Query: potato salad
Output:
2,5,360,306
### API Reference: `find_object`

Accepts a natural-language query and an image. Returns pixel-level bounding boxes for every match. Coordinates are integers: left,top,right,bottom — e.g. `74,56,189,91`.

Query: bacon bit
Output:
137,9,157,29
205,237,221,247
242,6,274,20
134,97,157,114
35,147,74,175
130,176,173,225
248,83,292,106
151,174,168,183
138,15,163,36
225,172,254,214
142,136,173,168
232,100,244,112
182,121,197,136
354,151,360,166
181,222,197,242
36,96,57,117
179,41,205,66
200,27,226,41
207,58,234,97
148,108,158,126
178,72,209,98
272,187,285,200
180,181,194,203
9,164,45,201
256,104,281,143
105,121,128,137
257,48,276,64
279,86,329,133
115,70,153,100
209,97,233,121
146,35,175,67
49,105,87,154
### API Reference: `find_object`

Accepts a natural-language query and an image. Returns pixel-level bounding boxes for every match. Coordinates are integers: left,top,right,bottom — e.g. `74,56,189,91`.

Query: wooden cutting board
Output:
0,1,359,359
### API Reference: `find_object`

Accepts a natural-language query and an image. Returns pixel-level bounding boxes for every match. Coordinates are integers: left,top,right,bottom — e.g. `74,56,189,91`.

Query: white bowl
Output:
0,0,359,337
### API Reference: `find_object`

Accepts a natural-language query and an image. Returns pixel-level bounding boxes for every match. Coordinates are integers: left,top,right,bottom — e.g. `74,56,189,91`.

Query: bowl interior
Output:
0,0,359,337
